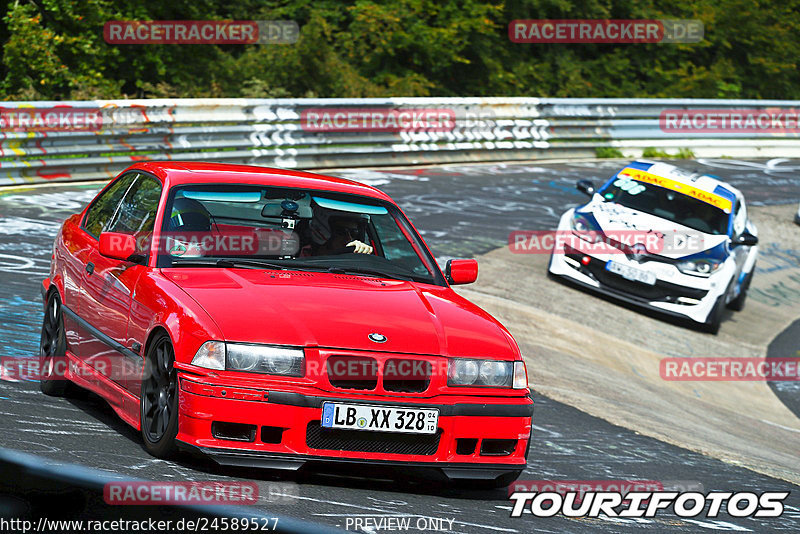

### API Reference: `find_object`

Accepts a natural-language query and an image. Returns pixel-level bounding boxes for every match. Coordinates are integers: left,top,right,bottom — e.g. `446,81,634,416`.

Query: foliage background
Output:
0,0,797,100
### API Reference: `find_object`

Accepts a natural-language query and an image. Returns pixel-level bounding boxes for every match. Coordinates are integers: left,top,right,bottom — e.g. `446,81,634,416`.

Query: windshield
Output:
156,184,442,285
600,178,730,235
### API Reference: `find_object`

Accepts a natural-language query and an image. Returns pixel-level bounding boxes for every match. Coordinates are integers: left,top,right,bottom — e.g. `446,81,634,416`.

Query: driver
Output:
308,208,374,255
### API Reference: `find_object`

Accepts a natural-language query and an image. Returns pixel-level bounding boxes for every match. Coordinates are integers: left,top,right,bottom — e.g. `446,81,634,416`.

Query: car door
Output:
71,173,139,360
79,173,162,390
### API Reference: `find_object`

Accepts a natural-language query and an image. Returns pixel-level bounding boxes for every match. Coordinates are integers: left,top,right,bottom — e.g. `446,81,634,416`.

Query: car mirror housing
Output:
576,179,595,197
446,259,478,285
733,231,758,247
99,232,138,261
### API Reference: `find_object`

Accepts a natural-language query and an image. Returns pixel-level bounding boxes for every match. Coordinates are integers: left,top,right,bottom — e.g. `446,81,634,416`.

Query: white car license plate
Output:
321,403,439,434
606,260,657,285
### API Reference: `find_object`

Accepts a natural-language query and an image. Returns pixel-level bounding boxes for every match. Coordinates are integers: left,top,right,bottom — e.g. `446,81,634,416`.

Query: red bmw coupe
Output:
39,162,533,486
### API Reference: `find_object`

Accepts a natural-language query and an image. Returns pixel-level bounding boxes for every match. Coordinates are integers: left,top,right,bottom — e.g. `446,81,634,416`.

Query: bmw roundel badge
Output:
368,333,387,343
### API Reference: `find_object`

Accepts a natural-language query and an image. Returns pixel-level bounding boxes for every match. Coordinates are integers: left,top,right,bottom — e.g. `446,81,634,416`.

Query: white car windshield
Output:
600,179,730,235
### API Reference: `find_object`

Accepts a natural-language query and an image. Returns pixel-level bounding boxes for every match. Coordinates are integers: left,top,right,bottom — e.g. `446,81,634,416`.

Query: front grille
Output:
326,356,433,394
305,422,442,455
383,359,431,393
327,356,378,390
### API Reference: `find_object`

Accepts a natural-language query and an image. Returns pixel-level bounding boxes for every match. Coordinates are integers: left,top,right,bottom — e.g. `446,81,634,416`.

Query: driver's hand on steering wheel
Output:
347,240,373,254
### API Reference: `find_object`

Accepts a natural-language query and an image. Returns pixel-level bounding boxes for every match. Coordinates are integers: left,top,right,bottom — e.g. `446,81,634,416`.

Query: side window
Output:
82,174,138,238
372,212,435,277
733,198,746,236
107,175,163,253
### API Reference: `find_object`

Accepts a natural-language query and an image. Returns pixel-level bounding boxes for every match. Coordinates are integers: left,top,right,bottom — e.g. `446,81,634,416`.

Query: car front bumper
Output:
175,374,533,481
547,228,730,325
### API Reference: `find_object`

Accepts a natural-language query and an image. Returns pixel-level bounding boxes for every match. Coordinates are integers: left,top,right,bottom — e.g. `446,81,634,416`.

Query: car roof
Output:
622,160,743,200
124,161,394,203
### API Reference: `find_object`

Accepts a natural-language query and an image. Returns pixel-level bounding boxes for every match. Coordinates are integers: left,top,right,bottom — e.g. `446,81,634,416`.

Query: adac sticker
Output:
169,242,187,256
618,168,733,213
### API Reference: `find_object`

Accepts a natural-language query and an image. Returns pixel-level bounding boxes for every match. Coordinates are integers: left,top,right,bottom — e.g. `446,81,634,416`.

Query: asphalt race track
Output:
1,159,799,533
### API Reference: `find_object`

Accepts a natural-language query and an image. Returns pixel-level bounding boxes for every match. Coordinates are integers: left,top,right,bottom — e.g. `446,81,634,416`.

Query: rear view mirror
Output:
733,231,758,247
445,259,478,285
99,232,138,261
576,180,596,197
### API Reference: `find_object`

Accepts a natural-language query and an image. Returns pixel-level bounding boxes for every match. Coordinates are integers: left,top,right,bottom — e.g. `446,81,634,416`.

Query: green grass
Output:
595,147,625,158
641,147,695,159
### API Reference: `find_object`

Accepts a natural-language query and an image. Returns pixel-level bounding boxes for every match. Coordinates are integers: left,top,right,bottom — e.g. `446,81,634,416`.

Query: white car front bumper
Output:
547,210,732,324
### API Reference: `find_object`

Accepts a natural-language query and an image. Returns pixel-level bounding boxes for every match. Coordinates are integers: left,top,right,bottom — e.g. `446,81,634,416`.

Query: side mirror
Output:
99,232,138,261
732,231,758,247
576,180,595,197
445,259,478,285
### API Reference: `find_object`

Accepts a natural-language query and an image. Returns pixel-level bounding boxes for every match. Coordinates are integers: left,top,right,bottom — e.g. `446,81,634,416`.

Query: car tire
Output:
727,267,754,312
140,332,179,459
39,292,73,396
702,295,725,335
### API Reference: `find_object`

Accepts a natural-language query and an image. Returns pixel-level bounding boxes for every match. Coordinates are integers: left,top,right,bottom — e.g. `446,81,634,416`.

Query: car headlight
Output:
448,359,527,389
448,359,479,385
676,258,722,277
191,342,304,377
570,212,603,243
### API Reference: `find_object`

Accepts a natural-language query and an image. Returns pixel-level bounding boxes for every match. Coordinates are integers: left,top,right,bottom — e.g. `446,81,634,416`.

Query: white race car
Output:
548,161,758,334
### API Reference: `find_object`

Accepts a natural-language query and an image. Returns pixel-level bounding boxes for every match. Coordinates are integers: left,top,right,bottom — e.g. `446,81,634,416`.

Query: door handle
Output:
85,262,95,275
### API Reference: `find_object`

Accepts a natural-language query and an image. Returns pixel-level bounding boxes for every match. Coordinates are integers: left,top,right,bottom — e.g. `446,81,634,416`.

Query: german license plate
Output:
606,260,657,285
321,403,439,434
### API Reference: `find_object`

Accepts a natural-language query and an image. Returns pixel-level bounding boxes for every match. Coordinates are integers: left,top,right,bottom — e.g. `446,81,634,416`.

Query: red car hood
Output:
161,268,516,358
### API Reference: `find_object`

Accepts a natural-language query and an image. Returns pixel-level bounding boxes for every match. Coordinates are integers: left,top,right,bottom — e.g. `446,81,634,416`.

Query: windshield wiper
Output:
170,258,421,282
171,258,329,272
170,258,284,269
325,266,416,282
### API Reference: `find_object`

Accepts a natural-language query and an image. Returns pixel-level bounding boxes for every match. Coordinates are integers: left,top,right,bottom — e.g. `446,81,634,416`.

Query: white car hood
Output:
580,199,729,259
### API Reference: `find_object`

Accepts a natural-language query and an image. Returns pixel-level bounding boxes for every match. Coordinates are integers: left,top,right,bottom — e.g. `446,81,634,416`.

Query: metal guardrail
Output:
1,97,799,186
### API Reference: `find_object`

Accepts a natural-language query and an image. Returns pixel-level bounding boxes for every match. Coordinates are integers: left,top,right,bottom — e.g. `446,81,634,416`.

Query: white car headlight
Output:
448,359,525,389
191,342,305,376
676,258,722,277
